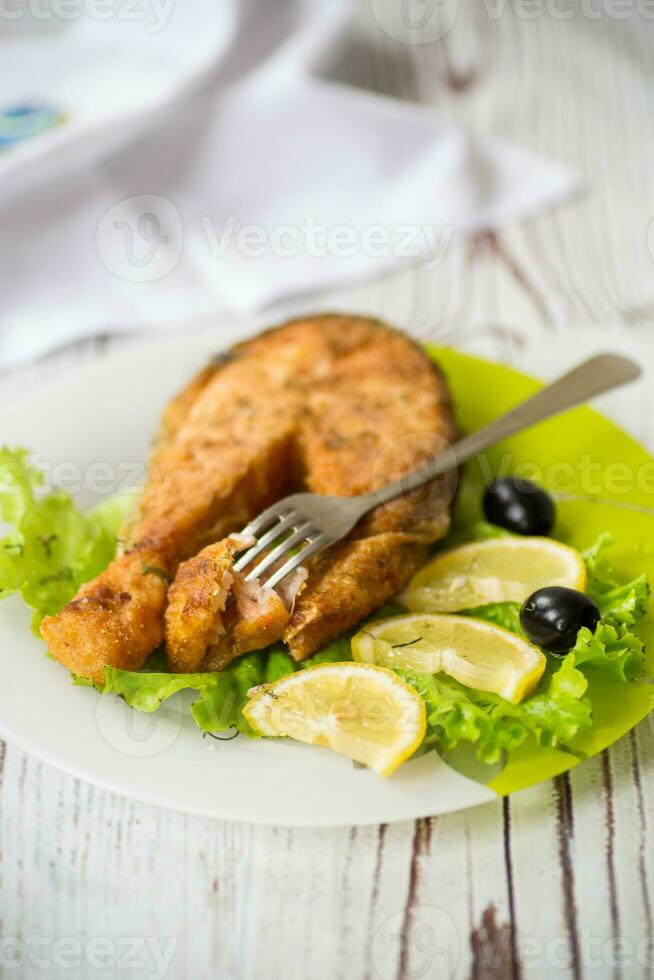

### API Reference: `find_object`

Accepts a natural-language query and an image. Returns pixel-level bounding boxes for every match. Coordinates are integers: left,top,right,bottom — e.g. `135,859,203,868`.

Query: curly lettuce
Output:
0,445,649,767
401,652,593,764
0,447,131,628
103,637,351,735
462,601,524,635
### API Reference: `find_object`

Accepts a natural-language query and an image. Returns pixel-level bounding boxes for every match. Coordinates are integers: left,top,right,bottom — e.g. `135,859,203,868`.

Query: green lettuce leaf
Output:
517,655,592,746
462,602,524,635
564,536,648,682
443,519,512,548
402,671,529,764
583,533,650,627
401,654,592,764
0,447,132,628
105,652,268,735
568,621,645,683
102,635,352,735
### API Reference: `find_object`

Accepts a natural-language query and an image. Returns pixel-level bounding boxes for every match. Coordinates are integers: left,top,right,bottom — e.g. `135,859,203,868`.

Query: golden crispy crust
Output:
165,316,456,669
284,533,446,660
163,540,236,674
41,549,168,683
44,314,456,681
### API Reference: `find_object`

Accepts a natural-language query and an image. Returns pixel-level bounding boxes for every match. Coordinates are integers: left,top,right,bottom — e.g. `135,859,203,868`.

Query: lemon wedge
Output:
351,614,546,704
242,662,426,776
401,537,586,613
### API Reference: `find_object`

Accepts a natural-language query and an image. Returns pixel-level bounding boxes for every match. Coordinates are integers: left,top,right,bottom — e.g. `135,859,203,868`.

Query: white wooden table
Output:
2,4,654,978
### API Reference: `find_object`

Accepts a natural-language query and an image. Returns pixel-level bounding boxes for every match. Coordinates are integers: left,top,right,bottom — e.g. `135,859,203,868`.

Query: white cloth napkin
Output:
0,0,579,368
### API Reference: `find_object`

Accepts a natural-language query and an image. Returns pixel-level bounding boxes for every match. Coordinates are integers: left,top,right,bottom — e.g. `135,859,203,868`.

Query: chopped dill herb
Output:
38,533,58,558
211,351,237,368
39,567,74,586
141,565,172,585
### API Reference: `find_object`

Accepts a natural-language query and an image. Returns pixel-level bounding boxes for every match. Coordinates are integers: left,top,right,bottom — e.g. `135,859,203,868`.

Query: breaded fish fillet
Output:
42,315,456,683
165,318,457,672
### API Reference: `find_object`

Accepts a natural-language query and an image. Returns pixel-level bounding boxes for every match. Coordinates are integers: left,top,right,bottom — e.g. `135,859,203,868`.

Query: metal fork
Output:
233,353,641,590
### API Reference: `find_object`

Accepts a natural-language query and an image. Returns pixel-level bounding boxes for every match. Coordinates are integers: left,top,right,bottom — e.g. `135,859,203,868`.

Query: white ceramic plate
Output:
0,327,495,825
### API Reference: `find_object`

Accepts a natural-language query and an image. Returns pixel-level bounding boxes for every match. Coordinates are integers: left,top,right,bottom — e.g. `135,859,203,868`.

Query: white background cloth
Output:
0,0,579,367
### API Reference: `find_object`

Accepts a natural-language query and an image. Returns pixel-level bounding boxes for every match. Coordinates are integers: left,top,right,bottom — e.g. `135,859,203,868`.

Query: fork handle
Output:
366,353,641,510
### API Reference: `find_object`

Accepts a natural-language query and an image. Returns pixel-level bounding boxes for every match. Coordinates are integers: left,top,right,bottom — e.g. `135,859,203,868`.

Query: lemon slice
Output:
401,537,586,613
242,662,426,776
352,614,546,703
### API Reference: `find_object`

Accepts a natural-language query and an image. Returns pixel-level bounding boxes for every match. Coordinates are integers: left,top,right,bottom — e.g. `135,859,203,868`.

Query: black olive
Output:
483,477,555,536
520,587,600,655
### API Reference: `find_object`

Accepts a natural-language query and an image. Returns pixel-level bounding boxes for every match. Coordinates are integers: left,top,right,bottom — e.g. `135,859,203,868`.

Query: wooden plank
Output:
502,782,575,980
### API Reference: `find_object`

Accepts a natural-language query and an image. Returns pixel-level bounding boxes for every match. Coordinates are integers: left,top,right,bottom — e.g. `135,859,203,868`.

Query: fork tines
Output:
233,506,325,590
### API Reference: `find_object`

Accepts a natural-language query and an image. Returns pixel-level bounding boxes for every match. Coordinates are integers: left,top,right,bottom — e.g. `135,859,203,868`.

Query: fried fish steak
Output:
42,315,456,683
165,317,457,672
